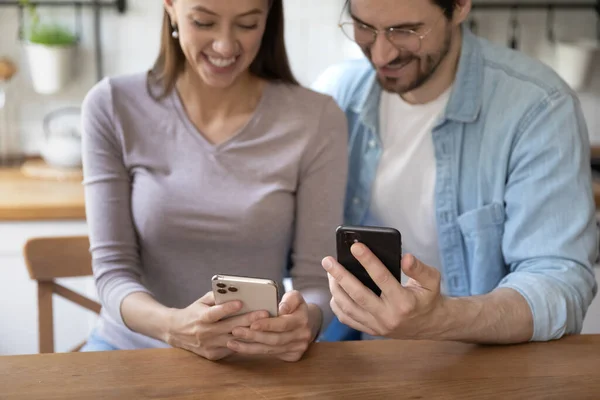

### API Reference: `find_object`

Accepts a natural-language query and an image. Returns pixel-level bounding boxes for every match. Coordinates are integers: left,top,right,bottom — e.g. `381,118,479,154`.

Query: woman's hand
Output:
227,290,322,362
165,291,269,361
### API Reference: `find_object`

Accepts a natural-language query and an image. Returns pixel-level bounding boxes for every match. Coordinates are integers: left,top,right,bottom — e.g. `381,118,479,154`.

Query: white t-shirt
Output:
367,87,452,277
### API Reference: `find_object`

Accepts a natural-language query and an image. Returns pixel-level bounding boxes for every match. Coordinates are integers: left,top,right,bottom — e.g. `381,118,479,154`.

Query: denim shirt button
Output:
368,139,377,149
450,275,459,289
441,142,449,155
353,197,361,206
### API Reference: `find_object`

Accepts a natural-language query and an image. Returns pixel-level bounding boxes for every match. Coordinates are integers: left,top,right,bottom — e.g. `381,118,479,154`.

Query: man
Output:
314,0,598,344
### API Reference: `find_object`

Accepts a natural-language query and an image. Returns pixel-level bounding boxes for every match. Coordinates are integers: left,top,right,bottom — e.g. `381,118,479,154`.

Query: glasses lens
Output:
340,23,375,46
388,30,421,52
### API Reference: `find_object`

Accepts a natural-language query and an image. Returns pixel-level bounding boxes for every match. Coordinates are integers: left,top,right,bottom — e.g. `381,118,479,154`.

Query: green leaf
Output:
29,24,77,46
18,0,77,46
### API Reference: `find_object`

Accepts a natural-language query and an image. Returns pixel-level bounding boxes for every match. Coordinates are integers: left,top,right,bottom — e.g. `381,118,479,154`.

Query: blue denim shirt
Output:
314,27,598,342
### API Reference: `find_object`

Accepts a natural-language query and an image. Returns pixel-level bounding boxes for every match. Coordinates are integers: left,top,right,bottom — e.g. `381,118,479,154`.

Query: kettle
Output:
40,107,82,169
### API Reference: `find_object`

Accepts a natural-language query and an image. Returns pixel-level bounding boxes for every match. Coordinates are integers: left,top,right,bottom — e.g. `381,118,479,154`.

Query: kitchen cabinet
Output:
0,165,94,355
0,220,96,355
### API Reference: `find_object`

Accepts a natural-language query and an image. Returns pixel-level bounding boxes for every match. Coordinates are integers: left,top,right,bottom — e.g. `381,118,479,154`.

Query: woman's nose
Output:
211,31,239,58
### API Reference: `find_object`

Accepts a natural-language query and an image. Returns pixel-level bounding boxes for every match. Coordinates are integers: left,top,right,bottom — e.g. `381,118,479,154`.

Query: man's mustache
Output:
387,55,417,67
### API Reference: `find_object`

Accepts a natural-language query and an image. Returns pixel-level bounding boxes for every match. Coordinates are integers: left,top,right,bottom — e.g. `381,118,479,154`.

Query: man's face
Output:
348,0,455,94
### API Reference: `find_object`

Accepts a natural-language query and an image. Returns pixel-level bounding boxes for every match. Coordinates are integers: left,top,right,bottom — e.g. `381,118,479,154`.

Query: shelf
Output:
472,1,599,13
0,0,126,13
0,0,128,82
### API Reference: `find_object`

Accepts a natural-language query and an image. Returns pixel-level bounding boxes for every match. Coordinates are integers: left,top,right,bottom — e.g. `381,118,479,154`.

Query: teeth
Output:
207,56,236,68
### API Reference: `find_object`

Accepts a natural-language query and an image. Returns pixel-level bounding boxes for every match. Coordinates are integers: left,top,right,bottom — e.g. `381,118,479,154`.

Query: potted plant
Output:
20,0,78,95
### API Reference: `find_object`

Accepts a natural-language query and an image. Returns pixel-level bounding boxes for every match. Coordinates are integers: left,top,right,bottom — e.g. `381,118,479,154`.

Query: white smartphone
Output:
211,275,279,318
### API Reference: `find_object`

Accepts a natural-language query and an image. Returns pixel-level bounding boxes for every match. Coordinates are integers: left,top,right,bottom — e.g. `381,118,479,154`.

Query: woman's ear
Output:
164,0,177,25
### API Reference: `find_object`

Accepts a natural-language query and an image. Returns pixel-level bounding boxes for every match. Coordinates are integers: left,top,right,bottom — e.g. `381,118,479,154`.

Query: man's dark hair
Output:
344,0,458,19
432,0,458,19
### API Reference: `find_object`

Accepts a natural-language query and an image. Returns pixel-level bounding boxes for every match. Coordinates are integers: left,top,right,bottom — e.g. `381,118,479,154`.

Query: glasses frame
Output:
338,14,444,52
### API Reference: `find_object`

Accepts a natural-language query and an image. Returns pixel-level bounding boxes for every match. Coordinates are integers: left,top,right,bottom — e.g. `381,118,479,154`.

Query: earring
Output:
171,25,179,39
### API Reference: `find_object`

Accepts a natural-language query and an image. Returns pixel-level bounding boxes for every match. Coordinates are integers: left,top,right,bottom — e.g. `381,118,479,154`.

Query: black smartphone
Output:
336,225,402,296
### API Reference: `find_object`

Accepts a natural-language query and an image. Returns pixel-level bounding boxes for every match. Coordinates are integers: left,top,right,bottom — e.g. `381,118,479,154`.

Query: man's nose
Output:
369,33,400,67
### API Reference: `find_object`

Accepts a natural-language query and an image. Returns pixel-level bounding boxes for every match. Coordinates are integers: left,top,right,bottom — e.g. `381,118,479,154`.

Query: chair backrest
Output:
23,235,101,353
24,236,94,280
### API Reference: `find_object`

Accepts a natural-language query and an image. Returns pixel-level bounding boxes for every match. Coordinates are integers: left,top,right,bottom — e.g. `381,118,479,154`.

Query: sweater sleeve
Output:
289,97,349,329
81,78,153,327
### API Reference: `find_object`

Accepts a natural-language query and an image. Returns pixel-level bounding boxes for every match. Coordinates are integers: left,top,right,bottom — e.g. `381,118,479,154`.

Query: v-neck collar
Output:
170,81,272,153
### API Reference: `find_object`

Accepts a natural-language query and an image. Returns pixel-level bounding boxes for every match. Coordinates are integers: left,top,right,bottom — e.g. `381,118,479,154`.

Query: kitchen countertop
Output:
1,147,600,221
0,165,85,221
594,181,600,210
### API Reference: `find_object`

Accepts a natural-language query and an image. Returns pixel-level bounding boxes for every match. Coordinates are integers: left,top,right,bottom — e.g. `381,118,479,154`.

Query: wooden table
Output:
0,165,85,221
1,336,600,399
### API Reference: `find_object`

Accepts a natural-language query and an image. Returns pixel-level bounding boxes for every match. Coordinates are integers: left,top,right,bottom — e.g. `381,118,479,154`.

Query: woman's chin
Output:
195,64,244,89
195,70,238,89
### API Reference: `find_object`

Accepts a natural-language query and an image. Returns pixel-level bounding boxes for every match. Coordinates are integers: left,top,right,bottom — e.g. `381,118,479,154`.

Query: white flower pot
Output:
24,42,76,95
554,39,599,91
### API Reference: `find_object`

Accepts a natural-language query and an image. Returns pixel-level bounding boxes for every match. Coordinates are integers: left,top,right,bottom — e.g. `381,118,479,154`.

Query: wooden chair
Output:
23,235,101,353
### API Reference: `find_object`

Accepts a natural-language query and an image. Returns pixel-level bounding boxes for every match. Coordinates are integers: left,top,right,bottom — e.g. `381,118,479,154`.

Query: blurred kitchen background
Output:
1,0,599,156
0,0,599,355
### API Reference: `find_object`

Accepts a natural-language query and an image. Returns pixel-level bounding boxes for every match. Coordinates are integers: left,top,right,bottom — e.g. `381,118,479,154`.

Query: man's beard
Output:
367,27,453,95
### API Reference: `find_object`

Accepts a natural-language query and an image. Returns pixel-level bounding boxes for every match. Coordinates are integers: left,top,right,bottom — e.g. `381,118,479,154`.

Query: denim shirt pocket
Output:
456,202,507,294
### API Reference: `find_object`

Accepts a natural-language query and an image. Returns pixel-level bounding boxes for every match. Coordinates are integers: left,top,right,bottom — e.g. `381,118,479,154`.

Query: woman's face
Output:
166,0,269,88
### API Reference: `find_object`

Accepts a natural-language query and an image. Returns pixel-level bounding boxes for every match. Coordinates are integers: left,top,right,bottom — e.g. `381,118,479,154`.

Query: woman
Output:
80,0,348,362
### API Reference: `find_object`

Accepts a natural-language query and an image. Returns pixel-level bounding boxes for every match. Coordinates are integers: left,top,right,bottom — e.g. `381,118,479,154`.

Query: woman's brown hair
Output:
149,0,298,98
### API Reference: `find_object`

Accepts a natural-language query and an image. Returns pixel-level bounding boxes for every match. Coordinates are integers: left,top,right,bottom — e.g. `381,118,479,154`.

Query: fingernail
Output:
408,255,417,269
279,303,290,314
322,257,333,270
228,341,239,350
351,243,365,256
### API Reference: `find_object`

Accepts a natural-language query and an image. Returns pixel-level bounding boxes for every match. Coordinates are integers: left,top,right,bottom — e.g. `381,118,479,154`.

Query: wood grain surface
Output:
0,165,84,221
1,335,599,400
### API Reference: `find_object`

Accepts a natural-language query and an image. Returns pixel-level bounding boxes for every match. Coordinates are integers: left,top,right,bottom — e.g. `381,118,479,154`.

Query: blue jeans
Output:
80,330,119,352
319,317,362,342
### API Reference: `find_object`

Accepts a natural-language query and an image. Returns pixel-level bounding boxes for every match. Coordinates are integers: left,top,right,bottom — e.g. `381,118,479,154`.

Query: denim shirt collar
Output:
353,25,484,132
444,27,483,123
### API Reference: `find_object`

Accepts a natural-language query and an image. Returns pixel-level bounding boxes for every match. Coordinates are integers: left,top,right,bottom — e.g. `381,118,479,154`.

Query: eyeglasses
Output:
339,15,443,53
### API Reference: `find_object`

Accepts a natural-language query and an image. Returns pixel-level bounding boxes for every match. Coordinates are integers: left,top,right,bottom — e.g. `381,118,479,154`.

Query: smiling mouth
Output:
377,58,416,78
386,58,415,70
205,54,238,68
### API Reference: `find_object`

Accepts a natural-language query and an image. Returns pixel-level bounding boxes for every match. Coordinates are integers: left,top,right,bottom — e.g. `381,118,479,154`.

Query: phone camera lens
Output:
344,231,360,245
228,286,238,292
216,283,226,288
217,289,227,294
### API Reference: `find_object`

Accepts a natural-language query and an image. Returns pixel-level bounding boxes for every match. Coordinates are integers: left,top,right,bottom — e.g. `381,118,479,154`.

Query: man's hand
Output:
322,242,446,339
